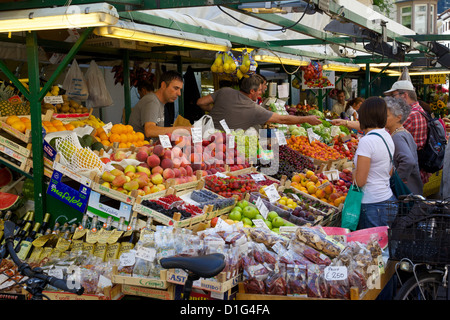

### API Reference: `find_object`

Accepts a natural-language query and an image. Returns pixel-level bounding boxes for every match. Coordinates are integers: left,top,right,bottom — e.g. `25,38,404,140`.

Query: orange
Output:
119,133,128,143
125,124,133,133
6,116,20,126
42,121,53,127
64,123,75,131
11,121,26,133
101,140,110,147
25,122,32,130
99,132,108,141
109,133,121,143
51,119,64,127
46,126,57,133
96,127,105,135
143,140,150,145
111,124,123,135
20,117,31,123
136,132,145,141
119,142,127,148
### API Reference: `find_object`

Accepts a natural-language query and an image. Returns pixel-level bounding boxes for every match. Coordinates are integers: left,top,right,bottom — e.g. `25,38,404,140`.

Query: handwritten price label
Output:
255,197,269,219
191,127,203,144
219,119,231,134
159,135,172,148
324,266,348,281
264,184,280,203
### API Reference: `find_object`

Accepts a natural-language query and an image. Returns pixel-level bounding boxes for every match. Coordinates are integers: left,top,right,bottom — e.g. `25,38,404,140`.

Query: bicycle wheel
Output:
394,272,447,300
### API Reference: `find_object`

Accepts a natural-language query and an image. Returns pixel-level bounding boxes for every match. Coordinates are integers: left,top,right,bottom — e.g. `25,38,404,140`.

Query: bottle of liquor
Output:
14,211,30,235
17,222,41,260
118,217,138,256
102,216,113,231
0,211,12,243
105,217,125,261
90,216,99,232
38,213,51,235
13,222,31,252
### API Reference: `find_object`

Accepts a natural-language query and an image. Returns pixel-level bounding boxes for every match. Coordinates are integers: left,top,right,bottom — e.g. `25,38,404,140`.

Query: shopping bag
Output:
341,184,363,231
85,60,113,108
193,115,215,139
390,170,411,198
62,59,89,101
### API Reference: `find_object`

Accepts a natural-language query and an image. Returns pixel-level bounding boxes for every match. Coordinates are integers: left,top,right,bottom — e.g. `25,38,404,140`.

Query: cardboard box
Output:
85,35,137,50
46,169,91,213
174,284,237,300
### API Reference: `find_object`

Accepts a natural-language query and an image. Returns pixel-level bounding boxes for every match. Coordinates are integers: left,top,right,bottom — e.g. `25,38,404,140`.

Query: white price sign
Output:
307,128,321,143
251,173,265,182
119,250,136,267
264,184,280,203
227,134,235,148
275,130,287,146
219,119,231,134
135,247,156,262
43,95,64,104
191,127,203,144
255,197,269,219
103,122,113,135
252,218,270,230
324,266,348,281
159,135,172,148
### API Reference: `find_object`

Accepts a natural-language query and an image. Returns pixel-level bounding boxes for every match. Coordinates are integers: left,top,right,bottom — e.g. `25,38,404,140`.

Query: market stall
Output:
0,0,448,302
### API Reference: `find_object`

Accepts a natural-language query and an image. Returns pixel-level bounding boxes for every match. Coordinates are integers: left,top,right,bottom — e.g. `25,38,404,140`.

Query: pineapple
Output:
0,82,16,116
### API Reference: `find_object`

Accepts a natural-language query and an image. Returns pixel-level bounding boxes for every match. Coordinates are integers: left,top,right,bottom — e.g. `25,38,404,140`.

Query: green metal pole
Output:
318,89,323,111
26,31,45,223
38,27,94,101
365,63,371,98
0,60,30,101
177,56,184,117
123,50,131,124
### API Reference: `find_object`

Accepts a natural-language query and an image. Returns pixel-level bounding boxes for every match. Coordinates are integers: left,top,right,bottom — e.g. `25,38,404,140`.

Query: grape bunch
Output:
269,145,315,180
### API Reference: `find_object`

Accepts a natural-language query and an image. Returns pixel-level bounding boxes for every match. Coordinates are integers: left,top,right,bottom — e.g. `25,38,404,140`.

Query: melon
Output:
0,167,12,188
0,192,24,211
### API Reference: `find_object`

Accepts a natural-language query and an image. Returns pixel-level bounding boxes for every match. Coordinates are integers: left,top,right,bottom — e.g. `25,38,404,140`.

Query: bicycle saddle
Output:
160,253,225,278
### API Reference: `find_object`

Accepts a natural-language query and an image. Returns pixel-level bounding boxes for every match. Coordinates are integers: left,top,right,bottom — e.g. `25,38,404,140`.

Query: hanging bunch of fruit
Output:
236,49,258,79
112,64,155,87
301,61,331,88
210,51,238,75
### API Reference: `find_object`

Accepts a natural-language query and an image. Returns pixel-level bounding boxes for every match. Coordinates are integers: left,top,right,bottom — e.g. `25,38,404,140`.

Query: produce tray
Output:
111,266,169,289
0,110,53,143
133,188,208,229
0,147,32,174
0,130,32,158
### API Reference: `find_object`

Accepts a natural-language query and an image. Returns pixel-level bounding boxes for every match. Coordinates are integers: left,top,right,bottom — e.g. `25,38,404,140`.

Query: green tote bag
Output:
341,183,364,231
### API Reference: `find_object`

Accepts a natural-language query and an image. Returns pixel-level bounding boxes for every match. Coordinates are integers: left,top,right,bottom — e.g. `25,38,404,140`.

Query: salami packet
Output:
286,264,307,296
264,262,287,295
289,240,332,265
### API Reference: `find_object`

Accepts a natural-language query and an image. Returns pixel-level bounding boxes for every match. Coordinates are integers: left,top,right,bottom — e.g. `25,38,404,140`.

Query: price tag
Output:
119,250,136,267
214,172,228,178
252,218,270,230
307,128,321,143
331,126,340,137
264,184,280,203
103,122,113,135
323,170,339,181
255,197,269,219
43,95,64,104
275,130,287,145
191,127,203,144
324,266,348,281
291,193,300,201
135,247,156,262
251,173,265,182
227,134,235,148
219,119,231,134
159,135,172,148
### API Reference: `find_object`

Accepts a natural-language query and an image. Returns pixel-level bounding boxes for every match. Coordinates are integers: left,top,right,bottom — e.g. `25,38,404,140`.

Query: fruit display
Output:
204,174,258,200
189,189,235,211
285,103,316,116
140,194,203,220
92,123,149,149
301,61,332,88
224,199,293,232
41,93,89,115
0,82,30,116
287,135,344,162
231,128,260,161
290,170,348,207
332,134,359,161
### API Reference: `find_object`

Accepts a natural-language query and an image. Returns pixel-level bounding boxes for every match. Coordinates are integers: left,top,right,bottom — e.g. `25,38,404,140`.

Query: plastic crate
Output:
387,199,450,264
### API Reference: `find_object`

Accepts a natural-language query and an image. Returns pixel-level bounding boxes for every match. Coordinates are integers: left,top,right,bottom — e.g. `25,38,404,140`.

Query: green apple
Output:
241,217,253,226
229,210,242,221
243,206,258,219
237,200,249,209
271,227,280,234
272,216,285,228
264,220,273,230
267,211,279,221
254,213,264,221
232,206,243,213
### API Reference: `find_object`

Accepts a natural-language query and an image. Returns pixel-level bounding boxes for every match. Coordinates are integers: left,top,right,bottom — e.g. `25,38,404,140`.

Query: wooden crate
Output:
111,266,169,290
0,130,32,158
0,110,53,143
121,283,175,300
236,261,395,301
42,285,123,301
